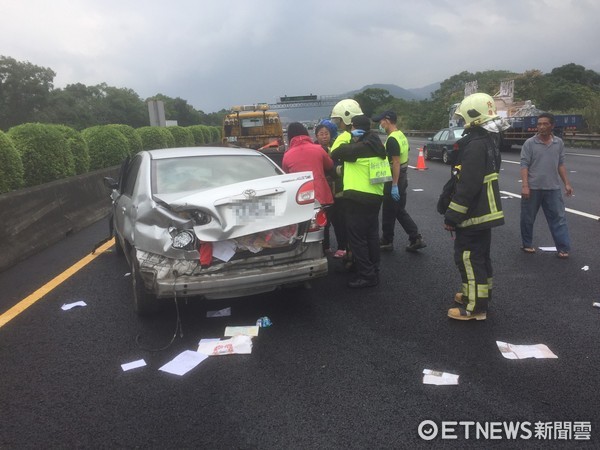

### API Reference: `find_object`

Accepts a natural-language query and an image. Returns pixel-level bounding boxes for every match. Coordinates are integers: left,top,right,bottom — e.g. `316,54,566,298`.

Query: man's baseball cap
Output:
372,110,397,122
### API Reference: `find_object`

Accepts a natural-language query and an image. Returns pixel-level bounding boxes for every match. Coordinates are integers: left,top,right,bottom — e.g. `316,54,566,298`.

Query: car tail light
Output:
309,208,327,232
296,181,315,205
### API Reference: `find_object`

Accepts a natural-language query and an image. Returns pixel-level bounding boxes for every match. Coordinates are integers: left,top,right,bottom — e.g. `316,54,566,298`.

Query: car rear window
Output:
152,155,282,194
451,128,465,139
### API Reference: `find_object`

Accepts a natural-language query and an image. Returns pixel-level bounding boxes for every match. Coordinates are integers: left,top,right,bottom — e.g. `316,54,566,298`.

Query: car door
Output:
430,130,447,158
114,155,143,246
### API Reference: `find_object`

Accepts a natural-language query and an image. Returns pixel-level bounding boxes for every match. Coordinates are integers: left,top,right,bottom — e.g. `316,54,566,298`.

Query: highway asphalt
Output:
0,144,599,448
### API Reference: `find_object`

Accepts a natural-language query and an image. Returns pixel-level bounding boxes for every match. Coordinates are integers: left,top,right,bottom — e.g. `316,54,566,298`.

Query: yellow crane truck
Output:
222,104,285,166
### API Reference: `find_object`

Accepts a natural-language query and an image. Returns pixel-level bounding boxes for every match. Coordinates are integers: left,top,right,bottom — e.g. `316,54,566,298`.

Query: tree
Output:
0,56,55,130
353,88,393,118
82,125,130,170
0,130,24,193
8,123,74,187
549,63,600,88
147,94,201,126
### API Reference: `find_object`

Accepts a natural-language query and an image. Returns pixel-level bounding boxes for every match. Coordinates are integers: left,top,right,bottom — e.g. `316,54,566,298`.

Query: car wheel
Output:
130,249,159,316
424,147,431,160
442,149,449,165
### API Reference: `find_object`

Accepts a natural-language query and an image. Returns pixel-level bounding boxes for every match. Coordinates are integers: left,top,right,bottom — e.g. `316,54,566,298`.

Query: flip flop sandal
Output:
557,251,569,259
521,247,536,253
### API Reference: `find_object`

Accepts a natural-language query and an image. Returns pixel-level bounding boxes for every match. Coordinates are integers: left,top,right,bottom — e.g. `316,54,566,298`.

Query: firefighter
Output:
328,99,365,263
442,93,507,320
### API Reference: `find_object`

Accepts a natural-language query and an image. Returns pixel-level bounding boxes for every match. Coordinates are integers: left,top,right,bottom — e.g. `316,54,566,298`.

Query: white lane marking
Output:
567,152,600,158
500,191,600,221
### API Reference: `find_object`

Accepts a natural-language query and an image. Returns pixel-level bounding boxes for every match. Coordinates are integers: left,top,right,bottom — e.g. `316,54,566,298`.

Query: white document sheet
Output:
412,188,424,192
206,307,232,318
212,240,237,262
224,325,259,337
496,341,558,359
61,301,87,310
539,246,557,252
121,359,147,371
159,350,208,376
581,265,590,271
197,335,253,355
423,369,459,385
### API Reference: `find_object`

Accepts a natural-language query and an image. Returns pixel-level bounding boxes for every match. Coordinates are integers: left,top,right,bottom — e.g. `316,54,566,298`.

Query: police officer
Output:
331,114,390,288
442,93,507,320
373,110,426,252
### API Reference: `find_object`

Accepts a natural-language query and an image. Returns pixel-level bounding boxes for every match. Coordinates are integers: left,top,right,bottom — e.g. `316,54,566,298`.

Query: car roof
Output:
146,146,264,160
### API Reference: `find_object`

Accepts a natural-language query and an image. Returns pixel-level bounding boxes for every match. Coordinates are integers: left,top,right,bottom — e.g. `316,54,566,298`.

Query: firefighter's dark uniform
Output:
444,127,504,314
331,130,389,286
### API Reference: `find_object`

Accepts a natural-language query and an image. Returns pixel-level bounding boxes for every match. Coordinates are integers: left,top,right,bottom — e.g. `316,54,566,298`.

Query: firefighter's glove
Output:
351,129,365,138
391,185,400,201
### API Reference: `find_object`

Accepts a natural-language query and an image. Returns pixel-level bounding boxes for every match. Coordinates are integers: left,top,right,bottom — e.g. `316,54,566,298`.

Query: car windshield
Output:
451,128,465,139
152,155,281,194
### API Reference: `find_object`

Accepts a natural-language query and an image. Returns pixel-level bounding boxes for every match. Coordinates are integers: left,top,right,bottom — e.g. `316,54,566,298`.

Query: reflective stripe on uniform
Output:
449,201,468,214
462,251,476,312
459,211,504,228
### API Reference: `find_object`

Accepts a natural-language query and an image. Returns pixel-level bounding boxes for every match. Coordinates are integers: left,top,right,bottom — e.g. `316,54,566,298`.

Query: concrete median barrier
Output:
0,166,119,273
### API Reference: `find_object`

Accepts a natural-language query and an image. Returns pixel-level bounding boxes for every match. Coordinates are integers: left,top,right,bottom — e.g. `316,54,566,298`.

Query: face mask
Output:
378,124,386,133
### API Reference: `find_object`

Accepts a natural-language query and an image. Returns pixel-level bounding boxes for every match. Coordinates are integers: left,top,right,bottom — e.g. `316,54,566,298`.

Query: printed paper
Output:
423,369,459,385
496,341,558,359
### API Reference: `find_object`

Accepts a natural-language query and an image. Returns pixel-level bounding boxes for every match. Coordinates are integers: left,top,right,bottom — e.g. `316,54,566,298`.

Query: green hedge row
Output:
0,124,222,194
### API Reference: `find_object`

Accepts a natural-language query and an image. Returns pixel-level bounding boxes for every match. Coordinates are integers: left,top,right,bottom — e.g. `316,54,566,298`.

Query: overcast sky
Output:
2,0,599,113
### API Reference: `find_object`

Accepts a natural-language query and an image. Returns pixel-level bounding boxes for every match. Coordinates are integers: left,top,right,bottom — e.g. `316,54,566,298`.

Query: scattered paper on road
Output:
412,188,424,192
207,307,231,318
581,266,589,271
423,369,459,385
539,246,557,252
198,335,253,355
121,359,147,371
496,341,558,359
592,302,600,308
159,350,208,376
124,272,131,277
61,301,87,310
224,325,259,337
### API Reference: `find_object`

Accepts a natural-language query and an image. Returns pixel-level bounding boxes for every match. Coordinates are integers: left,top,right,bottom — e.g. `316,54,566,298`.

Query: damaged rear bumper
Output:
136,244,328,300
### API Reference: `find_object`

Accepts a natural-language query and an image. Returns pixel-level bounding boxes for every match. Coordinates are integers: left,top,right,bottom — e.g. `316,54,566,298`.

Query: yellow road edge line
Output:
0,238,115,329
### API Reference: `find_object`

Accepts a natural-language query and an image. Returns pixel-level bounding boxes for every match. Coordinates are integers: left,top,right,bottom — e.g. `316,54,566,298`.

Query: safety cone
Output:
416,147,428,170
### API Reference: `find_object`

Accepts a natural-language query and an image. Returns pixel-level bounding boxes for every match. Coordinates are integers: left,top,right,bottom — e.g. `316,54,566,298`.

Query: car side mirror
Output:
103,177,119,190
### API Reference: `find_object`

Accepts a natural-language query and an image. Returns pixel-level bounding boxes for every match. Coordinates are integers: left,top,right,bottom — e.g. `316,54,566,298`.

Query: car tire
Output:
442,149,449,165
424,147,431,160
130,248,159,316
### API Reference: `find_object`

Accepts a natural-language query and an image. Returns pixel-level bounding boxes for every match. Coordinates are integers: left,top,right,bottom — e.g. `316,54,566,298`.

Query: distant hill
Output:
346,82,440,101
276,82,441,123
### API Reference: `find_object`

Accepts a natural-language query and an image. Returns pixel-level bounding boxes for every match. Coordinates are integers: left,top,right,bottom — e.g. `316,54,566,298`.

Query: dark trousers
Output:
329,197,348,251
454,227,493,313
381,177,419,243
345,199,381,281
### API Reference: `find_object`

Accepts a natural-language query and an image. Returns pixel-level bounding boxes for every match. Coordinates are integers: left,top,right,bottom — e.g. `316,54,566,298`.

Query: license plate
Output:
232,199,275,223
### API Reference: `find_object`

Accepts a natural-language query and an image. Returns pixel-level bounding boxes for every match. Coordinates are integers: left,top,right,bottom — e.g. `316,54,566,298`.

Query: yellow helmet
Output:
456,93,499,128
330,99,363,125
